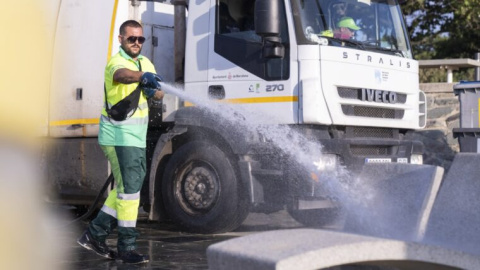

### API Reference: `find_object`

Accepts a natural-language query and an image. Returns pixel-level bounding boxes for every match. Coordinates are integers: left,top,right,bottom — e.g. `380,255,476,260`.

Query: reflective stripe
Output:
184,96,298,106
49,118,99,126
117,192,140,200
100,114,148,125
118,220,137,227
101,205,117,218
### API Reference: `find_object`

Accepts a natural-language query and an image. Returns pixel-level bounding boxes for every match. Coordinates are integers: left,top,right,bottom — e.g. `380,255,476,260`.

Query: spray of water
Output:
159,82,387,233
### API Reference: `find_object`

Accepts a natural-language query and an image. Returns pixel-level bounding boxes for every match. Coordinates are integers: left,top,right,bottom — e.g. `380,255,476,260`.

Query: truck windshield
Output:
293,0,413,58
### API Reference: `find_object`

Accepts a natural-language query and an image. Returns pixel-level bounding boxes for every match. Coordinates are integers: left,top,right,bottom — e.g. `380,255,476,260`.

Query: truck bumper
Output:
238,128,424,209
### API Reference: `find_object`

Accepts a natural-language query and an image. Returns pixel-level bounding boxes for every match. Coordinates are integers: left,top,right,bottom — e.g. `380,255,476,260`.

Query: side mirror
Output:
255,0,280,37
255,0,284,58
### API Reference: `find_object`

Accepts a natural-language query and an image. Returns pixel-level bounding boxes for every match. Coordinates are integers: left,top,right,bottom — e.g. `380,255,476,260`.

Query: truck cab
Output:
151,0,425,232
177,0,424,166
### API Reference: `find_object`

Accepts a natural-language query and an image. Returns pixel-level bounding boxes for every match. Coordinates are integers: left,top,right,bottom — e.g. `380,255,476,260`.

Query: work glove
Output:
140,72,162,89
142,87,156,99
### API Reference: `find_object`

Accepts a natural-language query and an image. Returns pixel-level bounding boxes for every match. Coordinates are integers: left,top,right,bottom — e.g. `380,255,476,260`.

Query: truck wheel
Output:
161,140,249,233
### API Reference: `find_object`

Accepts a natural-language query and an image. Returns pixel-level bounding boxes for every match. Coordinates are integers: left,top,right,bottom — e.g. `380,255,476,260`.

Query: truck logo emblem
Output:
361,89,397,104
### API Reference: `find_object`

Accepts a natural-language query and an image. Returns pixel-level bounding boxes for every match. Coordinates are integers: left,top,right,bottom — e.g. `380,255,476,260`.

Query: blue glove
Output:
140,72,161,89
142,87,157,99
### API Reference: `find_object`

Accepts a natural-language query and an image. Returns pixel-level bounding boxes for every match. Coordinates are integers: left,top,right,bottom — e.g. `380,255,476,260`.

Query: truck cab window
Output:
217,0,259,41
215,0,290,81
293,0,413,59
218,2,240,34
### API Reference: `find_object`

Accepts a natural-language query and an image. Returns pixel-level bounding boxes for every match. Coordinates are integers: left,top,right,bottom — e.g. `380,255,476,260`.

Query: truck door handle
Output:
208,85,225,100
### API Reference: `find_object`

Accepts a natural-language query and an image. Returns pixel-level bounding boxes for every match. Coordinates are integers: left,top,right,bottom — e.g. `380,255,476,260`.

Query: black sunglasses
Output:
125,36,146,44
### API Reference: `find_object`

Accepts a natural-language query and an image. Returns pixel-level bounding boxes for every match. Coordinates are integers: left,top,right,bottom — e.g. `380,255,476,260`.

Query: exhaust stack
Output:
173,0,187,83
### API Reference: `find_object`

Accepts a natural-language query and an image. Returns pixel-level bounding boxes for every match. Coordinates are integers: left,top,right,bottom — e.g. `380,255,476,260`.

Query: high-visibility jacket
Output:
98,47,156,148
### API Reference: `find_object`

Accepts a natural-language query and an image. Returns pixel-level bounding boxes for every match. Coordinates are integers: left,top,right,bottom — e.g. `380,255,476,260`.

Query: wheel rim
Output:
174,161,220,215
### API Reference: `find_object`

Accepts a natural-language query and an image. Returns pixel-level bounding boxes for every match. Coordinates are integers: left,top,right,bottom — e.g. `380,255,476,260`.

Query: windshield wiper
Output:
362,45,406,58
318,36,406,57
320,36,366,50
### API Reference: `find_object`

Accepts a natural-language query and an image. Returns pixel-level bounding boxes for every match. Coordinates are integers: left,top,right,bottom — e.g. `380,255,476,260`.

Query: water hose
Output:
64,173,114,226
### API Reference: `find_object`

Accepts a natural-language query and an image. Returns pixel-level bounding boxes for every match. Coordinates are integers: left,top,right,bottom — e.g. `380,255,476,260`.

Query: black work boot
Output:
117,250,149,264
77,230,117,260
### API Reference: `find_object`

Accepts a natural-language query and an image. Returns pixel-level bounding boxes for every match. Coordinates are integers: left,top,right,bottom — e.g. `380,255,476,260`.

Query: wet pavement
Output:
58,210,308,270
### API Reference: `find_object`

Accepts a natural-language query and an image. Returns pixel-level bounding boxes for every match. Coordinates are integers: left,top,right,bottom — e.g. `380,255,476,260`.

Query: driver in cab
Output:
321,16,361,40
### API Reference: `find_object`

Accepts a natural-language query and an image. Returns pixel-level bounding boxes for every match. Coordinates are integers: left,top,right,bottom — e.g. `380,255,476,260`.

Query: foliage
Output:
401,0,480,59
400,0,480,82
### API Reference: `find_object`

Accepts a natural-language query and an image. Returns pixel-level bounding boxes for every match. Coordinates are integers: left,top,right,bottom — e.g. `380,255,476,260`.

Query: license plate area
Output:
365,158,409,164
365,158,391,163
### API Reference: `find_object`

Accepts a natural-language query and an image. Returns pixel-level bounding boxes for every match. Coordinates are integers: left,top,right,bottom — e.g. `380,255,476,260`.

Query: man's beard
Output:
123,45,142,58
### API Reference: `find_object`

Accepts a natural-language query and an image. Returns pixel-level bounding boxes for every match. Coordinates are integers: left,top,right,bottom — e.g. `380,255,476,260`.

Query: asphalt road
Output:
57,210,308,270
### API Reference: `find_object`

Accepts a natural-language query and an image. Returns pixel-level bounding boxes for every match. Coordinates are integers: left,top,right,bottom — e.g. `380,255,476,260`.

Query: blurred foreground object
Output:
0,1,68,269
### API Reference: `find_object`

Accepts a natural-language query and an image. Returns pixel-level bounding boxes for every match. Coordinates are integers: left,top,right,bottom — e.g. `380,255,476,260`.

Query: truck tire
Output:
161,140,249,233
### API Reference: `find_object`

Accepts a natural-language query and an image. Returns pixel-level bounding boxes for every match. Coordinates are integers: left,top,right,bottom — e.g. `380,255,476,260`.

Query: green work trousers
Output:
88,145,146,252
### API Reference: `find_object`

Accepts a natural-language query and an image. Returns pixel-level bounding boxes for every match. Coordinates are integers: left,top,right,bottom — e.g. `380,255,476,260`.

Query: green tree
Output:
401,0,480,82
435,0,480,58
401,0,480,59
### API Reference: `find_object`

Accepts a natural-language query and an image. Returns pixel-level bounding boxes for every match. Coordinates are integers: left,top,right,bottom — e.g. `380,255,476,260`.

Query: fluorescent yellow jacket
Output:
98,47,156,148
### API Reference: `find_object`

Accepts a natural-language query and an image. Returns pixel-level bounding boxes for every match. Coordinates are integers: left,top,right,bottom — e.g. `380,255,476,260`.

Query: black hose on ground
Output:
64,173,114,226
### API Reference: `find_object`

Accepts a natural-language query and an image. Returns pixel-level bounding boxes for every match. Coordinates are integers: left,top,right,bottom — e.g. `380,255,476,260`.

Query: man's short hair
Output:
119,20,143,35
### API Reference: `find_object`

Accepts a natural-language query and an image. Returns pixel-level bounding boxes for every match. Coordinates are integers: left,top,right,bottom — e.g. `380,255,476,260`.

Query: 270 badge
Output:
266,84,284,92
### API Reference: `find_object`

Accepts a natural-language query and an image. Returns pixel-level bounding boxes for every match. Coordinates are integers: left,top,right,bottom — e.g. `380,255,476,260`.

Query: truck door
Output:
208,0,298,124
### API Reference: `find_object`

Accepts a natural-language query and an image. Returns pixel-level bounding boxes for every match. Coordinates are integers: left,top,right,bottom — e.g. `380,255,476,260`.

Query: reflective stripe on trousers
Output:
101,189,141,227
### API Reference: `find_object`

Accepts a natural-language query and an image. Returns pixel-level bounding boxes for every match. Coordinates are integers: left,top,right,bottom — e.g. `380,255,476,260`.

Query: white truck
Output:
46,0,426,233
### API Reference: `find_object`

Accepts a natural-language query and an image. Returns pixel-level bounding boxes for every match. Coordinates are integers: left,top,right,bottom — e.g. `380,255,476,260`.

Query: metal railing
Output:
419,53,480,83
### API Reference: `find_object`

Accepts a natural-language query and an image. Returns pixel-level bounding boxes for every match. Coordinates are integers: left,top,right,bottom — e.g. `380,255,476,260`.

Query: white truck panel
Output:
184,0,210,84
319,46,421,129
297,46,332,125
49,0,116,137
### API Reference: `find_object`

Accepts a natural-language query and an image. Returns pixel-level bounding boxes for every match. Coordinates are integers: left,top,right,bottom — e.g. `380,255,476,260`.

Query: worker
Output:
333,16,360,40
77,20,164,264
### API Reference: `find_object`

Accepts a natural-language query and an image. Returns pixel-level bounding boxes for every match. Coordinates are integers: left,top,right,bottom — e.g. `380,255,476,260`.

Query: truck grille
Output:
350,145,391,156
338,87,406,119
341,105,404,119
345,127,399,156
349,127,395,138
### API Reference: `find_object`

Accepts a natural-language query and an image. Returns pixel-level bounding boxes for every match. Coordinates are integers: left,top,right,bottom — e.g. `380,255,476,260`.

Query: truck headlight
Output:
410,154,423,164
313,154,338,171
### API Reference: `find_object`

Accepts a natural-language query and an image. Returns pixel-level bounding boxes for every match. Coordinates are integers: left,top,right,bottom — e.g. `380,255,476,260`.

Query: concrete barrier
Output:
342,163,444,241
423,153,480,257
207,229,480,270
207,163,480,270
